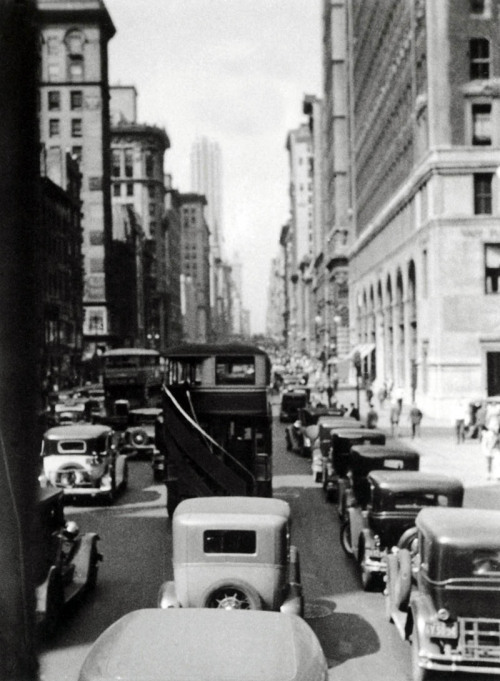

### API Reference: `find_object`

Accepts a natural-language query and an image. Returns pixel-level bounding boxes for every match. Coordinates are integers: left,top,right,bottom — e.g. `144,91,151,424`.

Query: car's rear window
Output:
203,530,256,554
393,493,450,509
57,440,87,454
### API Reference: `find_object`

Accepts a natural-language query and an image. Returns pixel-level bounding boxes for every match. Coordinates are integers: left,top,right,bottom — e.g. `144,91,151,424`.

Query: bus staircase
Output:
162,386,256,503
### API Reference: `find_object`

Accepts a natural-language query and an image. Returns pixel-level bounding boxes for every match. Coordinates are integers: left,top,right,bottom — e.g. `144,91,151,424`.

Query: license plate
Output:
428,621,459,639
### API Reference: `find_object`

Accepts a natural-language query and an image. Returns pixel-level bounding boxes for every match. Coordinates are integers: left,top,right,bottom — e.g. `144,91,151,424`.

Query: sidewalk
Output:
376,402,500,510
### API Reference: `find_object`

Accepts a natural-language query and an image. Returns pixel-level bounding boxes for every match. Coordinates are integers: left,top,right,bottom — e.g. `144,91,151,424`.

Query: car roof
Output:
44,424,113,439
368,471,463,493
174,496,290,519
129,408,162,415
165,343,267,358
350,444,419,460
416,507,500,547
319,417,360,427
78,609,326,681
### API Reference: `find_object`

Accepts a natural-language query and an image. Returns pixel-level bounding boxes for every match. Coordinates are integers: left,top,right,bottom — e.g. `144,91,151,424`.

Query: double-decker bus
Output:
102,348,163,419
158,343,273,514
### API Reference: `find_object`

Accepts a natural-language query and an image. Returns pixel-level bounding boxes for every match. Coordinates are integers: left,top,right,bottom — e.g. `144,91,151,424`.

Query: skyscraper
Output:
190,136,223,249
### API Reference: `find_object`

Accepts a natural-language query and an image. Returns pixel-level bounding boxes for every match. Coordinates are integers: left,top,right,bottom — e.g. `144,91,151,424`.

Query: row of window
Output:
47,89,83,112
111,149,155,179
49,118,82,138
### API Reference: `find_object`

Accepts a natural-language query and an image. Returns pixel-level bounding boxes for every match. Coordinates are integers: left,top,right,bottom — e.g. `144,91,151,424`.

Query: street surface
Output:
38,403,500,681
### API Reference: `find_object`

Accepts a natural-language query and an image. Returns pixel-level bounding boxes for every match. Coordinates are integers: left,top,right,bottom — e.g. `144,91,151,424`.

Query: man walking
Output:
409,403,423,439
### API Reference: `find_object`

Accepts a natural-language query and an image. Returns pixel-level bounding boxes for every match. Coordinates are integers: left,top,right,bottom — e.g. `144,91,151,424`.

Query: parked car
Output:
316,415,362,484
323,427,386,502
338,443,420,523
54,401,87,425
78,609,328,681
39,424,128,503
158,496,303,616
35,488,102,634
119,407,162,461
279,388,308,423
386,507,500,680
341,470,463,591
285,406,345,459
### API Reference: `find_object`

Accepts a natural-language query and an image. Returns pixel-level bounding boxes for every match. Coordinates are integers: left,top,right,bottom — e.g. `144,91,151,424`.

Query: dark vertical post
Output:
0,1,40,679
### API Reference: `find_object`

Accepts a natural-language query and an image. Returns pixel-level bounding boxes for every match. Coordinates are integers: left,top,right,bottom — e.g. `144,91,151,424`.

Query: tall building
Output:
178,193,211,342
190,136,223,246
109,86,170,350
285,124,314,353
331,0,500,415
38,0,115,355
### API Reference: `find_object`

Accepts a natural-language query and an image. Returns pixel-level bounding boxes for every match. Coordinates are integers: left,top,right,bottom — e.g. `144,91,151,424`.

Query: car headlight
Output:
437,608,450,621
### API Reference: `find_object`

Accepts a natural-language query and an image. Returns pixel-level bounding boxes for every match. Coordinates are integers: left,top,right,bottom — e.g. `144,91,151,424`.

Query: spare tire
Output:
397,526,418,552
203,580,262,610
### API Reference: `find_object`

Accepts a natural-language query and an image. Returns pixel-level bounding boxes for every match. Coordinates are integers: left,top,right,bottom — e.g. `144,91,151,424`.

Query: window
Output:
470,0,485,13
124,149,133,178
68,55,83,82
49,119,60,137
474,173,493,214
113,183,121,197
149,203,155,216
71,119,82,137
48,91,60,111
215,357,256,385
145,150,154,177
111,150,121,177
47,37,59,56
472,103,492,144
204,530,256,554
470,38,490,79
70,91,83,110
71,146,82,164
126,183,134,197
48,63,60,81
485,244,500,293
90,258,104,273
148,184,155,198
89,231,104,246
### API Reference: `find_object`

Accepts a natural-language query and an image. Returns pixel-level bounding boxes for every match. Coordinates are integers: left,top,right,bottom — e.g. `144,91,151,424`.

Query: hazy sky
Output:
105,0,322,333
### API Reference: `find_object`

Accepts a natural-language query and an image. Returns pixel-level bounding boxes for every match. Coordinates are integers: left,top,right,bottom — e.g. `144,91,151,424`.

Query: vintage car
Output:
338,443,420,523
323,427,386,502
285,406,345,460
315,415,361,484
158,496,303,616
340,470,463,591
279,388,308,423
78,609,328,681
119,407,162,461
54,401,87,425
386,507,500,680
35,488,102,633
39,424,128,503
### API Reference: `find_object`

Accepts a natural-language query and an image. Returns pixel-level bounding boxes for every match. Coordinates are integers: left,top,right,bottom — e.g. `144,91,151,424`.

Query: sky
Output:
104,0,323,333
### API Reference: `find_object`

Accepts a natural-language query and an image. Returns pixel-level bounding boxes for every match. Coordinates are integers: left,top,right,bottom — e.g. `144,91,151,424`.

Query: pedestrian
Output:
377,384,387,410
326,383,334,407
481,414,500,480
394,386,404,413
349,402,360,420
366,403,379,429
409,403,423,439
390,400,400,438
452,400,468,444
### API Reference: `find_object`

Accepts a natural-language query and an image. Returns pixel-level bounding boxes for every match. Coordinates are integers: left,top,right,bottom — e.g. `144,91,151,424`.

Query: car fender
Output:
115,454,128,482
346,506,363,557
410,591,441,656
72,533,100,590
158,580,181,609
280,587,303,617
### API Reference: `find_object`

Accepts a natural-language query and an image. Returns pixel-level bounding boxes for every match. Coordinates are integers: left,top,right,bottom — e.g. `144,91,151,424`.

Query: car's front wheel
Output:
204,581,262,610
411,632,438,681
340,521,354,556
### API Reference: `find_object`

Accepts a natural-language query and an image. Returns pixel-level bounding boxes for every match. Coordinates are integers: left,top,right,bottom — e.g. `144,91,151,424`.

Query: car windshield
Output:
436,546,500,580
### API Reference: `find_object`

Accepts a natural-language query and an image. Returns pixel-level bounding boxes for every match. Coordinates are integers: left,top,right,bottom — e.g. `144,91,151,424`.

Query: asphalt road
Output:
38,416,491,681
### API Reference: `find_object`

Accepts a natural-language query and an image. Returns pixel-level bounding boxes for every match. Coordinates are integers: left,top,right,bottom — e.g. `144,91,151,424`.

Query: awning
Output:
347,343,376,360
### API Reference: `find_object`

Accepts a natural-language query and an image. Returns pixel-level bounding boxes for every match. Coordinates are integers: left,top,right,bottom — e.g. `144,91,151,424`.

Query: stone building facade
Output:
38,0,115,354
347,0,500,414
110,86,170,350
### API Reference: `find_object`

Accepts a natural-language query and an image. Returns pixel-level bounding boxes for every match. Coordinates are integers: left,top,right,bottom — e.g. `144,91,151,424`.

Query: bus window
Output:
215,357,255,385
